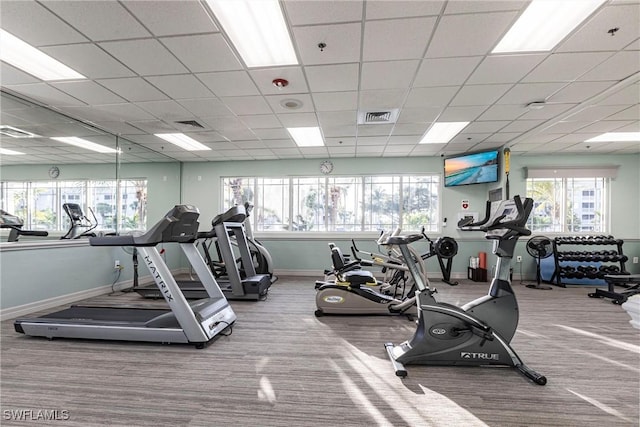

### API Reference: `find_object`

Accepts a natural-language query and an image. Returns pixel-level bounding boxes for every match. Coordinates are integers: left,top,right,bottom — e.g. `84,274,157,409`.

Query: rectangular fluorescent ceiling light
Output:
51,137,118,154
492,0,606,53
206,0,297,67
419,122,469,144
154,133,211,151
0,147,25,155
0,29,86,80
585,132,640,142
287,127,324,147
0,125,39,138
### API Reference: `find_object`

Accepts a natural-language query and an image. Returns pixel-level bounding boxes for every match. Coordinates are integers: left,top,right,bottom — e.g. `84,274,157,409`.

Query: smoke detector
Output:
280,99,303,110
526,101,546,110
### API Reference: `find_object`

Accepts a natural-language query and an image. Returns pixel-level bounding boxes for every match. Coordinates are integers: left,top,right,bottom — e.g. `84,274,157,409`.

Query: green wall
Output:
1,153,638,316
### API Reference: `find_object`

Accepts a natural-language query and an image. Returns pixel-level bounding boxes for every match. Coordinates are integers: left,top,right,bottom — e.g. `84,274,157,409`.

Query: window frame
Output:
221,173,442,236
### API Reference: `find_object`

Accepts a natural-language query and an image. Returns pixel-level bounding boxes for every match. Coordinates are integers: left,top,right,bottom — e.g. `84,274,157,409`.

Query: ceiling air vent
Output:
0,125,39,138
357,109,399,125
174,120,205,129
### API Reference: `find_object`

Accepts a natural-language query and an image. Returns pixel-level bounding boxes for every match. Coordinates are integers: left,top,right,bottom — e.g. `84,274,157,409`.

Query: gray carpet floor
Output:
1,277,638,426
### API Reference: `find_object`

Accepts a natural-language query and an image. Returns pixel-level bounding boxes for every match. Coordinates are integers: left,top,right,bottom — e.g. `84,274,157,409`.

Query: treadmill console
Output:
63,203,85,221
0,210,23,227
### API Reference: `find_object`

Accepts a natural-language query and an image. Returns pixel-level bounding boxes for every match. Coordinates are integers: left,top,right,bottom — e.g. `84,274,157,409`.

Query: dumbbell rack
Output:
551,236,629,287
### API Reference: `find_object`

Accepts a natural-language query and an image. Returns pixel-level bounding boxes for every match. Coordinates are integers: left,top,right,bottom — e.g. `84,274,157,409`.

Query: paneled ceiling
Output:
1,0,639,166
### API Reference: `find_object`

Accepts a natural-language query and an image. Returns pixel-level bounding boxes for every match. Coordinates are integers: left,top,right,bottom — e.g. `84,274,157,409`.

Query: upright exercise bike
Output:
384,195,547,385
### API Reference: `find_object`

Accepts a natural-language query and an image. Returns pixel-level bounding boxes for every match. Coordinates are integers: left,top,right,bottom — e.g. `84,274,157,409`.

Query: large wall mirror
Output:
1,89,180,241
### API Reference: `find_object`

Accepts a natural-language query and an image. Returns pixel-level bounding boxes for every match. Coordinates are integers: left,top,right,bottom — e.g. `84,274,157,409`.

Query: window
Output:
222,174,440,233
526,177,608,233
0,179,148,233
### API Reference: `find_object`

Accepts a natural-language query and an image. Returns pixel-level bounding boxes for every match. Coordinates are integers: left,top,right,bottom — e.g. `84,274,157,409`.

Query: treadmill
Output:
134,205,271,301
14,205,237,348
0,210,49,241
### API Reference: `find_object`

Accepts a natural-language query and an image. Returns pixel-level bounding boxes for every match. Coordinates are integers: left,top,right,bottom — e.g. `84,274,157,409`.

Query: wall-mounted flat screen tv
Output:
444,150,499,187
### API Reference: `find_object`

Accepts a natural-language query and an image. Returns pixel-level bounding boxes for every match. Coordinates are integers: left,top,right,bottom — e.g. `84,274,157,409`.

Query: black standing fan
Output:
526,236,553,290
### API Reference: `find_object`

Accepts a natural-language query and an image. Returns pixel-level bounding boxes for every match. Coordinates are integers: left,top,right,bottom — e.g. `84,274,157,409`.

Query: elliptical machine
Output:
384,195,547,385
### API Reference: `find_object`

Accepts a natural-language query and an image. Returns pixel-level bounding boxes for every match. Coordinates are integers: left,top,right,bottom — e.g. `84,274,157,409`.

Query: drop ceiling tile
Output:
387,135,421,145
467,54,547,84
497,83,566,105
0,1,87,46
317,111,357,127
450,84,512,106
357,124,393,137
93,122,147,135
404,87,458,108
547,81,613,103
499,120,545,133
4,83,86,107
565,105,631,122
356,136,388,146
0,63,40,85
519,103,575,120
321,125,357,138
220,96,272,116
396,107,441,124
606,105,640,121
305,64,359,92
122,0,218,36
325,137,356,146
392,124,427,135
92,103,157,122
197,71,260,97
361,61,420,90
40,44,136,80
557,4,640,53
266,94,314,114
464,121,510,133
261,139,296,149
179,98,234,117
366,0,443,19
299,147,329,158
578,51,640,82
328,146,357,156
293,23,361,65
478,105,526,121
285,0,363,25
145,75,214,99
599,83,640,105
276,112,318,127
248,67,308,95
95,78,169,102
384,145,414,155
240,115,281,129
50,81,125,105
363,17,436,61
355,145,384,155
134,100,194,121
575,120,635,134
426,11,518,58
522,52,613,83
161,34,242,73
414,57,483,87
359,89,408,110
217,128,257,142
99,39,189,76
43,1,151,41
271,148,302,157
253,129,291,140
312,91,358,112
444,1,526,14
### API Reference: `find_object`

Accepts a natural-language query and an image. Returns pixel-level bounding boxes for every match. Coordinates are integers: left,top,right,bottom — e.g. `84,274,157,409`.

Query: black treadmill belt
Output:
41,306,169,322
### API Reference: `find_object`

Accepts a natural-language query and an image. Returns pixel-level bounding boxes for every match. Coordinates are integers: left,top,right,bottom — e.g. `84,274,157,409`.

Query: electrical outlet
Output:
114,260,121,269
516,256,522,263
633,256,639,264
